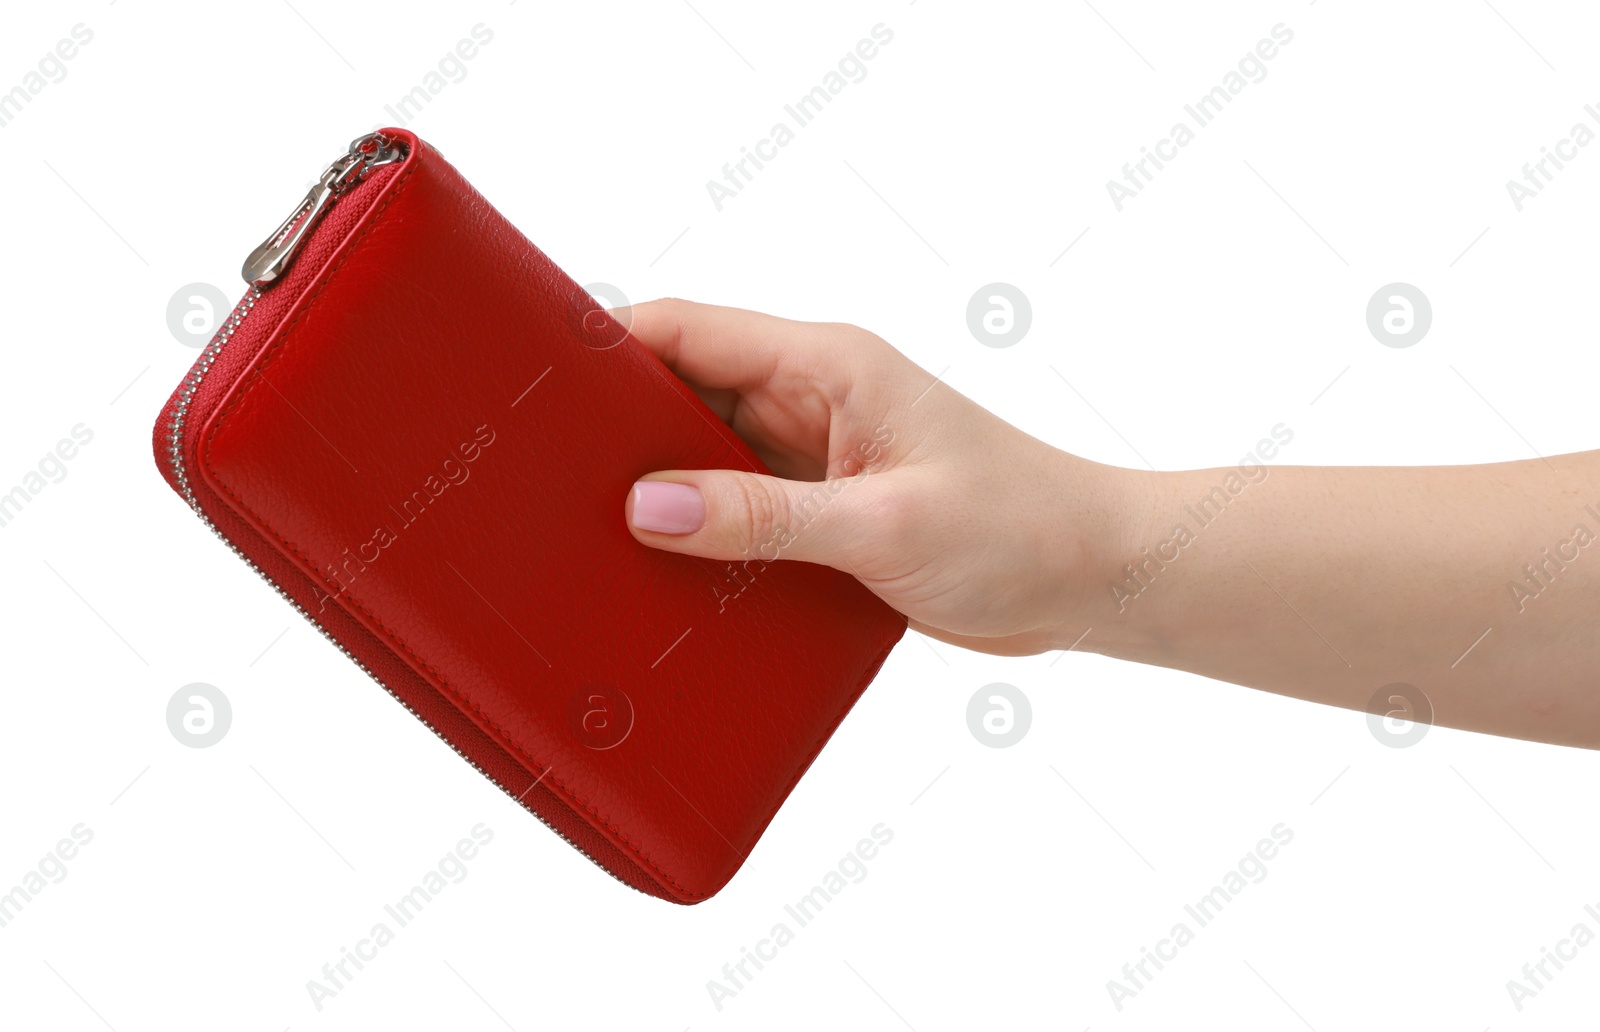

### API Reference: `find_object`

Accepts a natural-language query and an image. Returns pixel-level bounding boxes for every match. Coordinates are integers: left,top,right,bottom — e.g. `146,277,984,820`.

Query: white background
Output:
2,1,1598,1029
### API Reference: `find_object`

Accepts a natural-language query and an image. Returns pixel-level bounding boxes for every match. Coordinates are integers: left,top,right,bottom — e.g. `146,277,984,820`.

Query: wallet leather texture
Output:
153,127,905,902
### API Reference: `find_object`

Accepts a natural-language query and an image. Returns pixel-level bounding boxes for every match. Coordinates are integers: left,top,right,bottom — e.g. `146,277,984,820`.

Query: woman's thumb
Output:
625,470,858,567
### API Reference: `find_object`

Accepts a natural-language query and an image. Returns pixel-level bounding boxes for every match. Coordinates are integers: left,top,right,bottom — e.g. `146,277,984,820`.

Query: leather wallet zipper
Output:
167,132,646,895
240,132,405,289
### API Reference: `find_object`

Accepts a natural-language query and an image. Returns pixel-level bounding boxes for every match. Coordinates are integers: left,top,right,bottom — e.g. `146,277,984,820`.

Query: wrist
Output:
1040,449,1170,656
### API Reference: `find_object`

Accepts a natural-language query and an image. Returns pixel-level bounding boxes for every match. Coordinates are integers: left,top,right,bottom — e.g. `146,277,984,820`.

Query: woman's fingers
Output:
612,298,836,393
625,468,869,569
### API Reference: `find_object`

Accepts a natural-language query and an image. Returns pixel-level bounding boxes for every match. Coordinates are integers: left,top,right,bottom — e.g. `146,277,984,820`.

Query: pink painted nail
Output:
630,481,704,534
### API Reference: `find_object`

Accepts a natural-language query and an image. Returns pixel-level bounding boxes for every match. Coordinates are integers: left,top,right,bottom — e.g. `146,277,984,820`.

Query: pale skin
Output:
615,299,1600,750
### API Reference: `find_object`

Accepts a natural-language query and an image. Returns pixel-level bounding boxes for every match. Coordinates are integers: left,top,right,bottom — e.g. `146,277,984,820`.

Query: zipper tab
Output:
241,132,405,290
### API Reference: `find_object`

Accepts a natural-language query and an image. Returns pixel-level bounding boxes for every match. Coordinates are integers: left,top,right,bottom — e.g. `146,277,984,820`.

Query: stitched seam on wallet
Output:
201,154,875,900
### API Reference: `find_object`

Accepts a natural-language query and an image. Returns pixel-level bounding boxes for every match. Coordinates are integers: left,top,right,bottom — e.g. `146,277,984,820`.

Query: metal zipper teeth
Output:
168,290,646,897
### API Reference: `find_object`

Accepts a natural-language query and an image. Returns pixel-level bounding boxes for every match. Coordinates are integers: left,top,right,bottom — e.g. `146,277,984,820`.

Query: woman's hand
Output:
616,298,1600,748
613,298,1139,656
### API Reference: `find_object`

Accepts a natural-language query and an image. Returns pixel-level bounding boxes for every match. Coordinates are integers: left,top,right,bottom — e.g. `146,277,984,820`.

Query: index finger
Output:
609,298,837,392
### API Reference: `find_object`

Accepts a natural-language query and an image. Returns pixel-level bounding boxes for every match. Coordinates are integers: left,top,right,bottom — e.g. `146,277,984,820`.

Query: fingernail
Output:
630,481,704,534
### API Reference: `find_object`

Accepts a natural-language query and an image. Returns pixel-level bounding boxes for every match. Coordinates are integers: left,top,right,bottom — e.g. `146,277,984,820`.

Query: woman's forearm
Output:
1083,452,1600,747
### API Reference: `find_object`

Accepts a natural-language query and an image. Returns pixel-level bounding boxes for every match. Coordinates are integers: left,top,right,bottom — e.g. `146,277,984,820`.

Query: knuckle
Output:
819,322,898,372
639,296,692,324
644,296,690,323
851,479,917,549
817,320,874,347
726,477,785,550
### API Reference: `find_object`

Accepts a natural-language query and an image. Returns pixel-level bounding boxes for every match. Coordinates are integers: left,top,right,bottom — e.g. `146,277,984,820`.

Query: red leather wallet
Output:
152,128,905,902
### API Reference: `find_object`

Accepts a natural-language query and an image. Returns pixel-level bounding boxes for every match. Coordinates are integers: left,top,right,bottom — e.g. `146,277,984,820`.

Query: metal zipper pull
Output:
241,132,405,289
